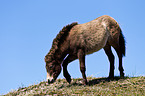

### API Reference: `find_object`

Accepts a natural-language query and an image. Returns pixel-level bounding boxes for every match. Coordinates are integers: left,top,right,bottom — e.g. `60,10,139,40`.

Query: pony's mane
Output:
45,22,78,62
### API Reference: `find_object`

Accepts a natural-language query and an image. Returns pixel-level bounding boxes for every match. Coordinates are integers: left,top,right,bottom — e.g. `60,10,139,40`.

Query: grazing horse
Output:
45,15,126,85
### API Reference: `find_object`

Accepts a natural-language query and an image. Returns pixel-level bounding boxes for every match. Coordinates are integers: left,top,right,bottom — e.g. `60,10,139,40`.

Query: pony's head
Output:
45,59,61,84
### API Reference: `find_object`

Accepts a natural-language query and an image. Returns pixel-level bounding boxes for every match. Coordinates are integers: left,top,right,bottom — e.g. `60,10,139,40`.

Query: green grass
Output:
4,76,145,96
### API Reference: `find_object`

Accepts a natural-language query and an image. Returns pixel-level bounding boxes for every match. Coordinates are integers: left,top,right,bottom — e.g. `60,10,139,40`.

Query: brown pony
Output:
45,15,126,85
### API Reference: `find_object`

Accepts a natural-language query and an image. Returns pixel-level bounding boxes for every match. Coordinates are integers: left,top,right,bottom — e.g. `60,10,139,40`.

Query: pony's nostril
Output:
48,79,54,84
48,79,51,84
51,79,54,83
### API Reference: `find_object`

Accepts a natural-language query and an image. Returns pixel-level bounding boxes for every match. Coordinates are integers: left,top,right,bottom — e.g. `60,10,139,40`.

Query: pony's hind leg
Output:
62,54,77,84
104,44,115,79
113,46,124,77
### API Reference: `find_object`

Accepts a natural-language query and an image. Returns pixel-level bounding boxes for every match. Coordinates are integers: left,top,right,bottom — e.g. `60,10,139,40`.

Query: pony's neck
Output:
54,46,68,64
45,22,78,64
45,37,70,65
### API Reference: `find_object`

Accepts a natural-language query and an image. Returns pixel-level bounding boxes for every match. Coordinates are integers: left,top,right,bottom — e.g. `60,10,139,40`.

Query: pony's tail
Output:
119,30,126,57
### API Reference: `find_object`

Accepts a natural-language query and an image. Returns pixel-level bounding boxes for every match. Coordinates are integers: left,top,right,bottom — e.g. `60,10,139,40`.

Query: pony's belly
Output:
86,40,107,55
85,32,109,55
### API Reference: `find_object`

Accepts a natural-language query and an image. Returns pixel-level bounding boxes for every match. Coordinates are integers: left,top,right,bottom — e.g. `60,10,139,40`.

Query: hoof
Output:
83,79,88,85
120,73,124,78
108,76,114,80
66,77,71,84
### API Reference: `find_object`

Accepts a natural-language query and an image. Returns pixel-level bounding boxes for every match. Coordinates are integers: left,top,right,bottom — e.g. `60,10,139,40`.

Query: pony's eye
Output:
49,65,54,69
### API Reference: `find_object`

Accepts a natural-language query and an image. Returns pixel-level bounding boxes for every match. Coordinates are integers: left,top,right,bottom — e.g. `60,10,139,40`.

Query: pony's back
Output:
68,15,121,54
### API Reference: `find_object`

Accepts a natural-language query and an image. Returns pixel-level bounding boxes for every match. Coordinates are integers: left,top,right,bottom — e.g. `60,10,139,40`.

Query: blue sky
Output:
0,0,145,94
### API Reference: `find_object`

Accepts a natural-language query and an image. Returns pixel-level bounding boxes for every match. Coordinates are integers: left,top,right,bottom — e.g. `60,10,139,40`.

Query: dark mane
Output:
45,22,78,62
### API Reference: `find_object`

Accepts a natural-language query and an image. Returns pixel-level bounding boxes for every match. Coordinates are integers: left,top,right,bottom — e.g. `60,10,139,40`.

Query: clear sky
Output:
0,0,145,94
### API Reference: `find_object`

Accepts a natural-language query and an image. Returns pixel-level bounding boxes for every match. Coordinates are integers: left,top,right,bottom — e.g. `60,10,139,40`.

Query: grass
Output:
4,76,145,96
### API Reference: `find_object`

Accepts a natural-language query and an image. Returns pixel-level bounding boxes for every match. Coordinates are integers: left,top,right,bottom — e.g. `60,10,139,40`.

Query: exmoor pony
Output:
45,15,126,85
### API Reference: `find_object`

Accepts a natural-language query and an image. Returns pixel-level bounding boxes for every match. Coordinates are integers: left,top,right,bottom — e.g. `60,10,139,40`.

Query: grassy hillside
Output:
5,76,145,96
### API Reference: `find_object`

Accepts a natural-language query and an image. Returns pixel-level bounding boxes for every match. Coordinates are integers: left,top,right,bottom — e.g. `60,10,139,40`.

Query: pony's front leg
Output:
62,54,77,84
77,49,88,85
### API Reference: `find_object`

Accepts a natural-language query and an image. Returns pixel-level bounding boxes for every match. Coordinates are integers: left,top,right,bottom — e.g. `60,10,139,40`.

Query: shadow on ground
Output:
57,76,129,89
72,76,128,86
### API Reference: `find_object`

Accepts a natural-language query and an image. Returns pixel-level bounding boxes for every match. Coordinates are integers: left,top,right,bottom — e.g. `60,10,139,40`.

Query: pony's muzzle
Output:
48,79,54,84
47,73,55,84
